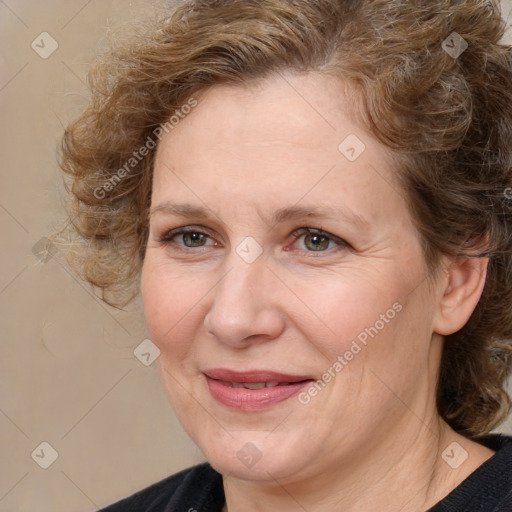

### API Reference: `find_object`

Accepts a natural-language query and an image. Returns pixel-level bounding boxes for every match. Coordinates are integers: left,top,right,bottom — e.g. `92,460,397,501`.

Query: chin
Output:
194,426,316,482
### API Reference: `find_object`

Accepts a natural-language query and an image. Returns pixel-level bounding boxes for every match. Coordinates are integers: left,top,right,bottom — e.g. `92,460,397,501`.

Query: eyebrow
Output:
150,202,370,229
269,205,370,229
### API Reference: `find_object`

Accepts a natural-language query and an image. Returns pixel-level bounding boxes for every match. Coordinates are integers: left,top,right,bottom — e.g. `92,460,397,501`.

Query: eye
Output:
159,226,217,248
290,227,348,253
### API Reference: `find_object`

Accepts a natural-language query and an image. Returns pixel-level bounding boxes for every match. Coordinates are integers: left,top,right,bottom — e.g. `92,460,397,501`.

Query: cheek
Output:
292,268,405,357
140,258,209,358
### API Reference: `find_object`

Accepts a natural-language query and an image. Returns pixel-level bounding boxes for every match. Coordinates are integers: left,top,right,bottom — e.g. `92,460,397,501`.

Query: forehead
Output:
151,72,407,230
168,73,364,149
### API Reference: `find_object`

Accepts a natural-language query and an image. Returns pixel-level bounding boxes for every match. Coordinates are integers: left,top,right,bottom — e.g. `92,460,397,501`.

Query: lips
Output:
204,369,313,411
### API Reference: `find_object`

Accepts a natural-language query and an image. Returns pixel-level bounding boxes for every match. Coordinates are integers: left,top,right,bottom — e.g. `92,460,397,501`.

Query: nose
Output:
203,254,286,347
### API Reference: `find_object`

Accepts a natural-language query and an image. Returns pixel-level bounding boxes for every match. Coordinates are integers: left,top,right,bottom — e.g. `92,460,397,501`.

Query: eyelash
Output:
289,227,349,253
158,226,349,254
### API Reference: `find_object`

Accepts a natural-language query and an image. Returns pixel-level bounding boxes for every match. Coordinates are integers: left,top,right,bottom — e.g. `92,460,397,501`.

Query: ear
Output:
433,255,488,336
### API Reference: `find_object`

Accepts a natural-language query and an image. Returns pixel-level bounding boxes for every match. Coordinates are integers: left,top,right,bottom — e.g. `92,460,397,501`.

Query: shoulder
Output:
429,434,512,512
97,462,224,512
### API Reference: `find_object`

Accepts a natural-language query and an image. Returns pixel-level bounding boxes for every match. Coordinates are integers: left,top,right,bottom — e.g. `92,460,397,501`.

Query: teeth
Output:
243,382,266,389
219,380,291,389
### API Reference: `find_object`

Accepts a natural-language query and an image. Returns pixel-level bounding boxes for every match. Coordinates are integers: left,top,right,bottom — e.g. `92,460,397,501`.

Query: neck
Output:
222,414,494,512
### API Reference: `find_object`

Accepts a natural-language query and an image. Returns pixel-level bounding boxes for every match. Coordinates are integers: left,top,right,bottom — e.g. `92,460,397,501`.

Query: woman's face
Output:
141,72,444,482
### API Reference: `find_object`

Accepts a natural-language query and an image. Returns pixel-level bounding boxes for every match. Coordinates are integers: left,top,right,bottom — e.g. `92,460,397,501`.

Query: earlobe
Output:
433,255,489,336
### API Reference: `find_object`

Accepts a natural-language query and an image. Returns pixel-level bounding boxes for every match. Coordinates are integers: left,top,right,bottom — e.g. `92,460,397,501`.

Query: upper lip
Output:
204,368,313,383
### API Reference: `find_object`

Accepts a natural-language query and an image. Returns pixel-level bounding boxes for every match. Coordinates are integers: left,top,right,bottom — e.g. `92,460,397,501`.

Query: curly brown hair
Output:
55,0,512,437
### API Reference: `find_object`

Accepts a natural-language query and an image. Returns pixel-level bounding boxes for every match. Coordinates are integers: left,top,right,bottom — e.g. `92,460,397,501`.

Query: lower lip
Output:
206,377,311,411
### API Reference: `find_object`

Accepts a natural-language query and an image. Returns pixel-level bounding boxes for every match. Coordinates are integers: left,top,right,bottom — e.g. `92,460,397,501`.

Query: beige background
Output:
1,1,511,511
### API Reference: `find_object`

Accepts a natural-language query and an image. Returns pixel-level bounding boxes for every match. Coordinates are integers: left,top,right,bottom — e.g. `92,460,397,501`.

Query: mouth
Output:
203,369,314,411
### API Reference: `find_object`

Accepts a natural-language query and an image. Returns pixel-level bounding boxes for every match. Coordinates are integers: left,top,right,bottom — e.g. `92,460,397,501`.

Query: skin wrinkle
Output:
55,0,512,437
141,73,494,512
53,2,512,509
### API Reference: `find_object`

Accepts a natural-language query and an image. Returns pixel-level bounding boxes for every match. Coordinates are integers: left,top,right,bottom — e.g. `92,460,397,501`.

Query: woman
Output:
56,0,512,510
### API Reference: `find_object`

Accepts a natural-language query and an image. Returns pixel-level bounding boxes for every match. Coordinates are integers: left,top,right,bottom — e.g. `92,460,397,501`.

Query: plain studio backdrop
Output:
1,1,511,511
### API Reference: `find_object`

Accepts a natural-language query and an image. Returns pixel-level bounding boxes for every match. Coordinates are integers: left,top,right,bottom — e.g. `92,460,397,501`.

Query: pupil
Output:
307,234,328,251
186,232,204,246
